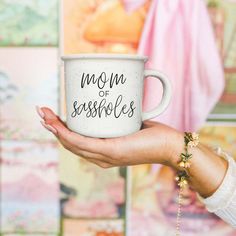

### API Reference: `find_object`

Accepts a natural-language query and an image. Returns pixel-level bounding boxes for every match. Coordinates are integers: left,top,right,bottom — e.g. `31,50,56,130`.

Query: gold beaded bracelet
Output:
175,132,199,236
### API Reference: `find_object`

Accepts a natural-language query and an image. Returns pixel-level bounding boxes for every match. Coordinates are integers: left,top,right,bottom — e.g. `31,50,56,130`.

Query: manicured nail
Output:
40,121,57,134
36,106,45,119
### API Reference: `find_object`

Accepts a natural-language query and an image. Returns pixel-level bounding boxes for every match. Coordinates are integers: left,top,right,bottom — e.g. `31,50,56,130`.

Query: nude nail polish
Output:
40,121,57,134
36,106,45,119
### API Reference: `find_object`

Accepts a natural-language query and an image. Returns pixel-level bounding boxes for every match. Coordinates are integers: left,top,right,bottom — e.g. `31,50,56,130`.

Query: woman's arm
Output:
37,107,236,228
38,107,228,198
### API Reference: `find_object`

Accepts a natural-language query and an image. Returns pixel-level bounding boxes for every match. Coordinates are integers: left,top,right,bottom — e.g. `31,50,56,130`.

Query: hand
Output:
36,106,182,169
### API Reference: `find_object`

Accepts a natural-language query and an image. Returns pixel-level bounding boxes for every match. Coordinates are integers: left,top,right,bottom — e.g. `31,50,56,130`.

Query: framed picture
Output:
0,0,58,46
0,48,59,140
206,0,236,120
0,141,60,234
61,0,149,55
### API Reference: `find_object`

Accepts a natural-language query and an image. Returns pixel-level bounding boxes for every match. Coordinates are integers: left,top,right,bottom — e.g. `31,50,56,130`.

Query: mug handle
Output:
142,70,172,121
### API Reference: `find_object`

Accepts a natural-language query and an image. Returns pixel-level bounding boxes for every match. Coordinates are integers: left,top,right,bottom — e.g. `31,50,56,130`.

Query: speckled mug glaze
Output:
61,54,171,138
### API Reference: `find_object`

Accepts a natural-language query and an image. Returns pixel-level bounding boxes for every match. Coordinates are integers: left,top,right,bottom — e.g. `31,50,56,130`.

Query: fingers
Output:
36,106,116,157
40,107,91,150
37,107,114,167
41,107,73,135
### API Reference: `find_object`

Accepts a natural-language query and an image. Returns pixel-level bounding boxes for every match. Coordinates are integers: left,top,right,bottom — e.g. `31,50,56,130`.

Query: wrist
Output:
166,131,185,170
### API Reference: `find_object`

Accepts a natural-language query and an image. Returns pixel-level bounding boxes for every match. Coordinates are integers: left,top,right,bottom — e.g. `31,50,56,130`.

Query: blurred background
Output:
0,0,236,235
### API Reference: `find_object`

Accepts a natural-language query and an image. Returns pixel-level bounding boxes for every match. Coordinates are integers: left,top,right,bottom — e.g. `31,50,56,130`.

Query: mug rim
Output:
61,53,148,61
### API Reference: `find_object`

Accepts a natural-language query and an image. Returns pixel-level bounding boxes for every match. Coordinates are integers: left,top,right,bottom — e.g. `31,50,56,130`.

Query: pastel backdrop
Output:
0,0,236,236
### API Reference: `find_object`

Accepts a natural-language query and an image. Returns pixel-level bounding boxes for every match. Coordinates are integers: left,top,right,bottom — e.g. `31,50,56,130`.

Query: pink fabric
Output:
122,0,224,131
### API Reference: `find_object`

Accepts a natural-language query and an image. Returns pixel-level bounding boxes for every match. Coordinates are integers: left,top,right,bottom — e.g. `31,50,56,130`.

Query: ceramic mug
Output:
61,54,172,138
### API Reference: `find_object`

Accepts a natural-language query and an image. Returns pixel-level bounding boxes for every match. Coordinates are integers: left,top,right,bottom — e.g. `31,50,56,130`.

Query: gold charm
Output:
177,178,188,188
178,161,185,168
184,161,191,168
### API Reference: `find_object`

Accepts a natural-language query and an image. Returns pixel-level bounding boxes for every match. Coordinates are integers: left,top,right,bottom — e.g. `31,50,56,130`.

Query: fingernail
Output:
40,121,57,134
36,106,45,119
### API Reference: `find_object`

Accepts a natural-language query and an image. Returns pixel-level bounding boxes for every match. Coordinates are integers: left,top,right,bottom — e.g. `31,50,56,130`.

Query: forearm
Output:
169,132,228,198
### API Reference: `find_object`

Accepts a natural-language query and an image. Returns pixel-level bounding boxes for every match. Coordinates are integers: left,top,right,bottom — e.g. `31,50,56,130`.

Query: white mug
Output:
61,54,171,138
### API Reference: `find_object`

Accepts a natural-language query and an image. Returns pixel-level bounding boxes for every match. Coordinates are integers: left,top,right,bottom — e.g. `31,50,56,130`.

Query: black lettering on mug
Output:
71,95,136,119
80,72,127,89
